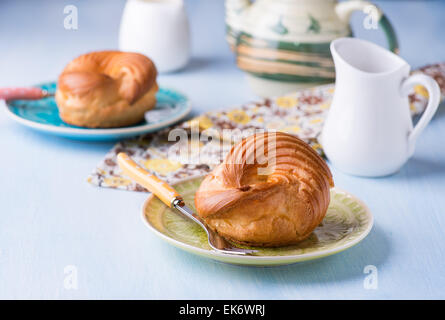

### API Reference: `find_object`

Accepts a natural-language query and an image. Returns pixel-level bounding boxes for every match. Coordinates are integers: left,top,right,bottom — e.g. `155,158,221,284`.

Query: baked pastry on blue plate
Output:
56,51,158,128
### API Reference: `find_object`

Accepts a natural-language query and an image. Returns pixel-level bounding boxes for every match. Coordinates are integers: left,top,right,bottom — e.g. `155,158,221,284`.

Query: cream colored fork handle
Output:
117,153,181,208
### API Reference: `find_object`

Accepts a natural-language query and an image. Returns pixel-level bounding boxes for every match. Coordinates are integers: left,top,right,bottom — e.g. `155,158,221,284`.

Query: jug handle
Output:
401,74,441,156
335,1,399,53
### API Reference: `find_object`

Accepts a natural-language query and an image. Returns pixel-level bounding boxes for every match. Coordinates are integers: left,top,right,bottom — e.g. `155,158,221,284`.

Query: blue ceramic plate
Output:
4,82,191,141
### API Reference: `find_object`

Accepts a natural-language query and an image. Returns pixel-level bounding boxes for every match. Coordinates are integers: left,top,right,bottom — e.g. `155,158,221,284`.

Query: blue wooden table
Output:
0,0,444,299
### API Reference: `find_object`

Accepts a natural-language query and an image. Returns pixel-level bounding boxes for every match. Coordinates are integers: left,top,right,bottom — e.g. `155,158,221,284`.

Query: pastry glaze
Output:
195,132,334,247
56,51,158,128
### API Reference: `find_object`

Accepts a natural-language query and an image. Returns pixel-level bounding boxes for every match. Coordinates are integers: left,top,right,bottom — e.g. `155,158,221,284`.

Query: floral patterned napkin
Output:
88,63,445,192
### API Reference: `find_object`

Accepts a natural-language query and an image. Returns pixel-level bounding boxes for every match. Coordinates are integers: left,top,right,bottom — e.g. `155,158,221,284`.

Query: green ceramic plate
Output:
142,177,373,266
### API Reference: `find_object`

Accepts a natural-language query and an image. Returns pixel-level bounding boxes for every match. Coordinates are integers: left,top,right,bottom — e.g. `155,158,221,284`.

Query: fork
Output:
117,153,257,256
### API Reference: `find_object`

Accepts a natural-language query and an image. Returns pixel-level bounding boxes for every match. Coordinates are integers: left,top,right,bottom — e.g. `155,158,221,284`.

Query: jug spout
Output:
330,38,407,79
329,37,409,104
225,0,251,49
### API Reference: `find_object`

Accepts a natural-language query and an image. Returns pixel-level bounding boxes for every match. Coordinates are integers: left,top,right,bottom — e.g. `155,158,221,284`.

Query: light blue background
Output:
1,0,444,299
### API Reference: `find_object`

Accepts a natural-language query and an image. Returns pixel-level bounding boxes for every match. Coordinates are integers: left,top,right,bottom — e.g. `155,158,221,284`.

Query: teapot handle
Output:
335,1,399,53
401,74,441,156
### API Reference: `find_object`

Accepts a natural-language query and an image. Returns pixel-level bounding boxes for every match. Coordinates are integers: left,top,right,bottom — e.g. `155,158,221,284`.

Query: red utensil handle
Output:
0,87,49,101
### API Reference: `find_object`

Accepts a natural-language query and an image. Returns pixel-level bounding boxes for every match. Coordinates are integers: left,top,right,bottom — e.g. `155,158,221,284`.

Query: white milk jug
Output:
119,0,190,73
321,38,440,177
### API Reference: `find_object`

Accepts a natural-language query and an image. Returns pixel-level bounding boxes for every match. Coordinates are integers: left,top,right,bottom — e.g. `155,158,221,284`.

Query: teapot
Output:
225,0,398,96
